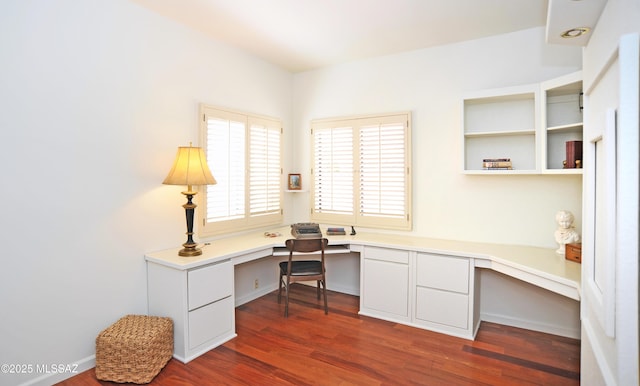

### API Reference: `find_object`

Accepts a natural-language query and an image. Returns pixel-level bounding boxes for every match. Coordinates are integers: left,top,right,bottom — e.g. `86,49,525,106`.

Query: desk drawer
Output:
188,295,233,349
415,287,468,329
364,246,409,264
188,260,232,311
416,253,469,294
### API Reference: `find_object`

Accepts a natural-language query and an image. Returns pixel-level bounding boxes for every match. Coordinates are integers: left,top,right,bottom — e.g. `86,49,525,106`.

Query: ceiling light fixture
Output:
561,27,591,38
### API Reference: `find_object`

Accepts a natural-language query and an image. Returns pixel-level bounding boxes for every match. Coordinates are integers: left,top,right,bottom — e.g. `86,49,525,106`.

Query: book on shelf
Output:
326,227,346,235
482,158,512,169
482,161,512,168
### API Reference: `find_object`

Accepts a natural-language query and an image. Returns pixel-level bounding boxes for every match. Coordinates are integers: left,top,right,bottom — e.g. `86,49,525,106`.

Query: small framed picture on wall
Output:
288,174,301,190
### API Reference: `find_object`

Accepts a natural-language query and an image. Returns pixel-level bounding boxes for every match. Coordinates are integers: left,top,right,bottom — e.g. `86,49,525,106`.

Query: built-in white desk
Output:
145,227,581,363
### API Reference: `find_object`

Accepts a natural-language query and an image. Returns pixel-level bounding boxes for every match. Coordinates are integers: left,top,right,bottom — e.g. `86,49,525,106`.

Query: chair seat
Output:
279,260,322,275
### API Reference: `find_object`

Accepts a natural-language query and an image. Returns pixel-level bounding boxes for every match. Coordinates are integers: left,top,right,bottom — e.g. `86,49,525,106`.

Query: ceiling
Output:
129,0,605,73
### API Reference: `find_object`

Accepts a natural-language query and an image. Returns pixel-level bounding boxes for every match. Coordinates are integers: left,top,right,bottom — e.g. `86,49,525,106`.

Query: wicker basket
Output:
95,315,173,384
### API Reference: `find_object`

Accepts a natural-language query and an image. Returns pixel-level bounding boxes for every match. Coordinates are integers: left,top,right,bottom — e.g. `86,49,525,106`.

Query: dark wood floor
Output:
58,284,580,385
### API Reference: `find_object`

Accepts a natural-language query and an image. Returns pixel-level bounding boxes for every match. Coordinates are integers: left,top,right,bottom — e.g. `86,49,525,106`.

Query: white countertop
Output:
145,226,581,300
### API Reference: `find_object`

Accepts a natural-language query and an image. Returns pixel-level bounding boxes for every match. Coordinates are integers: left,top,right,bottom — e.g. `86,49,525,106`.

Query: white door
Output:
582,33,639,386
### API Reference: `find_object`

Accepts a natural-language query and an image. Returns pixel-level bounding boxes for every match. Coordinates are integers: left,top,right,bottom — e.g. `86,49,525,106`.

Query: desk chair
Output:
278,238,329,317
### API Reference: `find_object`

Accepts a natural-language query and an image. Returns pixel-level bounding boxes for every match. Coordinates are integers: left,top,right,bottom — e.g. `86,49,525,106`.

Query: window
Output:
311,112,411,230
199,105,282,237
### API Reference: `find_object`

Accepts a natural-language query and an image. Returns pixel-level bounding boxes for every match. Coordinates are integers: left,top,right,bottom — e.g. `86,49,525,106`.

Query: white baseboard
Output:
235,284,277,307
235,281,359,307
481,312,580,339
327,283,359,296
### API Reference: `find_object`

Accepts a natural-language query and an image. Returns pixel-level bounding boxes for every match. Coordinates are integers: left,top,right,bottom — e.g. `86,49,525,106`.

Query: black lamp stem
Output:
179,189,201,256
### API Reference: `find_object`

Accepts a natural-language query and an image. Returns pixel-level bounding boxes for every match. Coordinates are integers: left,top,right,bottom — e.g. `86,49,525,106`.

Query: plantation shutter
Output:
311,124,355,224
205,111,246,223
200,105,282,236
357,116,409,229
311,113,411,230
248,117,282,223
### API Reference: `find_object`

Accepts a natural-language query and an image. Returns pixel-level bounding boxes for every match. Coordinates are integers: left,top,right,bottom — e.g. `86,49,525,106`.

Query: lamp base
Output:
178,244,202,257
177,190,201,257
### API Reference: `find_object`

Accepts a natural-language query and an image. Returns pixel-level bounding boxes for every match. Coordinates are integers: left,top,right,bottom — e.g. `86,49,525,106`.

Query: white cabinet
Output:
360,246,410,322
414,253,477,339
359,246,478,339
541,71,583,173
462,71,583,175
147,259,235,363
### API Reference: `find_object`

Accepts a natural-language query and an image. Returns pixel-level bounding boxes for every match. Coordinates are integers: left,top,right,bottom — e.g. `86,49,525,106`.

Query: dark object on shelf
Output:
350,226,357,236
327,227,346,235
565,141,583,168
291,223,322,239
565,243,582,263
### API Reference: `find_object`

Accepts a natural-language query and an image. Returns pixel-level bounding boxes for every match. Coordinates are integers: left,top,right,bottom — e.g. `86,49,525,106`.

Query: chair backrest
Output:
285,238,328,255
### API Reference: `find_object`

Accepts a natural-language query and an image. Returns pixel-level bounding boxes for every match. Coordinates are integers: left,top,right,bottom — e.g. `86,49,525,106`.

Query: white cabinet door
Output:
362,247,409,318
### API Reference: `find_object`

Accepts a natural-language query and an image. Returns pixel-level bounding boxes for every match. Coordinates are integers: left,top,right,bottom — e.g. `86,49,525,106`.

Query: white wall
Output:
0,1,292,385
479,269,580,338
292,27,583,248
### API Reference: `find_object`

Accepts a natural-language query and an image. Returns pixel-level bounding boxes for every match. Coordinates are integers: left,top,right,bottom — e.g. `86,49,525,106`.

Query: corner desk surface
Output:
145,227,581,301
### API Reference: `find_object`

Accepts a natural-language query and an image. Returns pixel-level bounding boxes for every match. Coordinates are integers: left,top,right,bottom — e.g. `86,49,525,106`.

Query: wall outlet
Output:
254,279,259,289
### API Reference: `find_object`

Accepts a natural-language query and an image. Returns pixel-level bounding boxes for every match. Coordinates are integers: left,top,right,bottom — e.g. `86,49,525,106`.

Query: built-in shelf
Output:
547,123,583,132
463,84,538,173
464,129,536,138
464,169,540,175
542,168,583,175
541,71,583,173
462,71,583,175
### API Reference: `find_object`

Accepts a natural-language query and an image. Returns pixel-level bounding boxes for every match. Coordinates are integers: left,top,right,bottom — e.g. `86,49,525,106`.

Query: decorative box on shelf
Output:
565,243,582,263
564,140,583,169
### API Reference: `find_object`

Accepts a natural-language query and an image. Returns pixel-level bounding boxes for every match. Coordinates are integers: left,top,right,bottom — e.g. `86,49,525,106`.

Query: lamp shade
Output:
163,145,217,187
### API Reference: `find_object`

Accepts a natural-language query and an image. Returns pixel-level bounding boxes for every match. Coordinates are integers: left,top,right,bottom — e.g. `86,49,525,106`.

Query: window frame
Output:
198,104,283,237
310,112,412,230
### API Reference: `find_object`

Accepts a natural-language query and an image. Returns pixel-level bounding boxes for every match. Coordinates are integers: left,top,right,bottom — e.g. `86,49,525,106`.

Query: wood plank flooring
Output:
58,284,580,385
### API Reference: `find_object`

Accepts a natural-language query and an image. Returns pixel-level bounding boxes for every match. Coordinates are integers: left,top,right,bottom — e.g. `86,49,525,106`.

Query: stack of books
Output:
482,158,512,170
326,227,346,235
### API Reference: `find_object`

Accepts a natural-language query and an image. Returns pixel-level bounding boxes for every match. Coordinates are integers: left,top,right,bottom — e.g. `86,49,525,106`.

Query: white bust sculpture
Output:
554,210,580,255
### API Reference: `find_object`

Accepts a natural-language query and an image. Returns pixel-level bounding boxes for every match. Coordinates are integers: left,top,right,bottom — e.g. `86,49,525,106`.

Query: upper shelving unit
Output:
541,71,583,174
462,71,583,175
463,84,539,174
